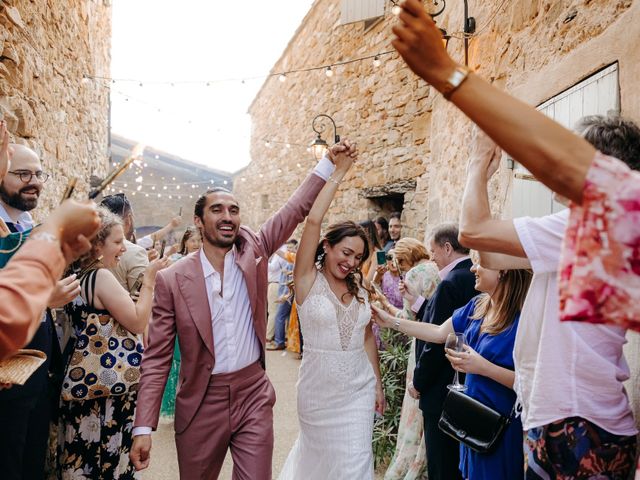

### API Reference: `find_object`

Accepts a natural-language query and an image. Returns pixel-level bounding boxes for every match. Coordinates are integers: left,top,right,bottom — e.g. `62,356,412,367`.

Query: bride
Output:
278,140,384,479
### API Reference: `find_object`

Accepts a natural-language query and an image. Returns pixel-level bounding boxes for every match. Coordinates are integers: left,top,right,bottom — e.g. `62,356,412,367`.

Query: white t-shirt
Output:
513,209,637,435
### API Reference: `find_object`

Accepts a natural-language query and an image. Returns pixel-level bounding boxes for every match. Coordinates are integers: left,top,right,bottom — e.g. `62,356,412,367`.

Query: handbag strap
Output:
80,269,99,309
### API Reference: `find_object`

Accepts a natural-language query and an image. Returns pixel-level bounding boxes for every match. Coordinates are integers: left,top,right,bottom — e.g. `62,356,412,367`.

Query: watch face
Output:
450,70,465,86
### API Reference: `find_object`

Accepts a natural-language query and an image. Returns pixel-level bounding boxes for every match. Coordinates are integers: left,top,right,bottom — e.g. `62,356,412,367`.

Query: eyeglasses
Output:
8,170,50,183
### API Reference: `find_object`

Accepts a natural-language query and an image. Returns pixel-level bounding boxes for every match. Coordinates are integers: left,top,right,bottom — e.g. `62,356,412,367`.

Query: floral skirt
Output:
57,392,139,479
525,416,637,480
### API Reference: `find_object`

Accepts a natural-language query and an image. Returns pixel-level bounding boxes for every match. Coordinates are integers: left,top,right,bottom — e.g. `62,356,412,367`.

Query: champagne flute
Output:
445,332,467,391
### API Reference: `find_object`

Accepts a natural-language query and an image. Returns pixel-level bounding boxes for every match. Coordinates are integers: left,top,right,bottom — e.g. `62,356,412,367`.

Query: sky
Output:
110,0,315,173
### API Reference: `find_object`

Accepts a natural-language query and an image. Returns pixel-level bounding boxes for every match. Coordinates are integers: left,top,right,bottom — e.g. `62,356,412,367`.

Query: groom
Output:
130,142,354,479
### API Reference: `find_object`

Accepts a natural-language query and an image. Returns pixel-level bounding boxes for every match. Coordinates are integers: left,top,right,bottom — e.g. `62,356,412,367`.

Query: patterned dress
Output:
57,270,139,479
384,261,440,480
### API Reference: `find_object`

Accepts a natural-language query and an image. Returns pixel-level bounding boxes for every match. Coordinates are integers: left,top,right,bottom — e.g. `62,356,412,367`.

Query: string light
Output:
373,55,381,68
85,50,396,87
325,66,333,77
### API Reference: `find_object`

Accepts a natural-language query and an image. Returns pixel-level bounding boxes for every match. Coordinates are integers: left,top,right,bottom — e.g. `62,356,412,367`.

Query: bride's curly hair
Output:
315,221,372,304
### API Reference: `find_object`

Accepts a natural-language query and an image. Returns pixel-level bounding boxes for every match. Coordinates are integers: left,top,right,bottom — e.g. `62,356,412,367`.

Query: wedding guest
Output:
388,212,402,250
375,216,393,252
376,249,403,310
267,240,297,351
360,219,384,282
392,0,640,332
0,132,91,480
0,200,99,360
374,258,532,479
136,215,182,250
459,121,639,479
57,207,168,478
100,193,149,295
382,238,439,480
412,224,477,480
267,245,291,342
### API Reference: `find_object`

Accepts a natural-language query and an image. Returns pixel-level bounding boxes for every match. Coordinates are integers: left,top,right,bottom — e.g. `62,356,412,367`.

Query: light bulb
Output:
137,185,142,191
145,193,149,197
152,186,156,190
163,186,167,190
123,183,128,188
176,185,180,190
155,154,159,159
241,177,246,182
131,192,136,196
135,176,143,183
158,193,161,197
286,143,291,149
392,4,401,15
172,177,176,180
223,180,228,185
279,74,286,82
265,140,271,147
373,56,381,68
169,195,172,199
296,163,301,168
191,184,195,188
325,66,333,77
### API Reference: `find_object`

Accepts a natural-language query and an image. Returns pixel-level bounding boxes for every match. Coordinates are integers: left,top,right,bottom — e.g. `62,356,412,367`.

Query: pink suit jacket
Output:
134,173,325,434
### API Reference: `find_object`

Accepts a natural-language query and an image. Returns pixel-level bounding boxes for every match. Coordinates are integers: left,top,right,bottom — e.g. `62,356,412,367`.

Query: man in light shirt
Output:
130,142,356,479
459,117,639,479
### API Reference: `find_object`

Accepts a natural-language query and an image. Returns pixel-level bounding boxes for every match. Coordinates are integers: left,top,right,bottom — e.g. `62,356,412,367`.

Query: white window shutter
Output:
340,0,385,25
511,64,619,218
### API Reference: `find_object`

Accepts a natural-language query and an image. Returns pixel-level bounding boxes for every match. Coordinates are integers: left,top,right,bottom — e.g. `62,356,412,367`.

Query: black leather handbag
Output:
438,388,518,454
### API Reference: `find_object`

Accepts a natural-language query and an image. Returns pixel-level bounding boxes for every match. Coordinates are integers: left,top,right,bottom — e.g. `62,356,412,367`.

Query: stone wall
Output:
236,0,640,424
0,0,111,218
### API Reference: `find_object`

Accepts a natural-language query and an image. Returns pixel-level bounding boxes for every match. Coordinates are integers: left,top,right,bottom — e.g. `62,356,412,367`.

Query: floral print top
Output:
559,152,640,331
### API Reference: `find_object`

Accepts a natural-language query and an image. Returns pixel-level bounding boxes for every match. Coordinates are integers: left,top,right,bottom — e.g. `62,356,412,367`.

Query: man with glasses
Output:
0,144,82,480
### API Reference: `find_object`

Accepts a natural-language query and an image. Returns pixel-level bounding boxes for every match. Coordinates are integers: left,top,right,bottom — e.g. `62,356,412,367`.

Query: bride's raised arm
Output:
293,140,358,304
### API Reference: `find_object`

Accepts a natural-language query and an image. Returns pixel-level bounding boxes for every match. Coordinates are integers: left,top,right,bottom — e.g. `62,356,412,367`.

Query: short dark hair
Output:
389,211,401,221
286,238,298,245
194,187,233,219
375,216,389,231
431,222,469,254
576,115,640,171
100,193,132,218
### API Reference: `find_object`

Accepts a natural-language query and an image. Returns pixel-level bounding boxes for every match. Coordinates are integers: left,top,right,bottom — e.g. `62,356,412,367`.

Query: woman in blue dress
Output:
373,255,532,480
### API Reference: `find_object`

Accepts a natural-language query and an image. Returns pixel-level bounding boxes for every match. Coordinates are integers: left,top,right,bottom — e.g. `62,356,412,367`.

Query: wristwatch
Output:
393,318,401,330
442,66,470,100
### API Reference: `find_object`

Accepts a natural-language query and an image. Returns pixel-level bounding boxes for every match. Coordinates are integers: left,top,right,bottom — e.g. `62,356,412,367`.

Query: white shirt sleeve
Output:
312,155,336,181
137,235,154,250
513,209,569,274
132,426,153,436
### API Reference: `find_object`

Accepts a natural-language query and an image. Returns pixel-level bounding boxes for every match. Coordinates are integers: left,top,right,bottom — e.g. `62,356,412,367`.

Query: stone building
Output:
235,0,640,419
110,133,232,236
0,1,111,217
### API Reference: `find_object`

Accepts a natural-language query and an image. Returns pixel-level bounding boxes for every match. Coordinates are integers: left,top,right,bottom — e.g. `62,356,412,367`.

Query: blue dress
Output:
451,297,523,480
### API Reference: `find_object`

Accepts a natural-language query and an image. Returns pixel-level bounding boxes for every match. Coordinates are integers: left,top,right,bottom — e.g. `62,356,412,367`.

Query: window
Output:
340,0,384,25
511,63,619,217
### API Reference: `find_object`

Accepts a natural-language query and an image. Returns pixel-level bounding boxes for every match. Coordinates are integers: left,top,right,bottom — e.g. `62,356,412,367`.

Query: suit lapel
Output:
177,254,214,357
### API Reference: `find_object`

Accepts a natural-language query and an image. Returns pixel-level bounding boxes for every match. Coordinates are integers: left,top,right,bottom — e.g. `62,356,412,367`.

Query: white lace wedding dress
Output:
278,272,376,480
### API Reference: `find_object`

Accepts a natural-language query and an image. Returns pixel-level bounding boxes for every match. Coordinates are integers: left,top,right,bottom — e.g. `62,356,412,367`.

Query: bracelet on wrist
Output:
327,176,341,186
393,317,401,330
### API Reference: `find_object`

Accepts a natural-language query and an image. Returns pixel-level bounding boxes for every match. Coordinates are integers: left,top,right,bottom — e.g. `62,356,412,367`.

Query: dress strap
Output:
80,269,99,308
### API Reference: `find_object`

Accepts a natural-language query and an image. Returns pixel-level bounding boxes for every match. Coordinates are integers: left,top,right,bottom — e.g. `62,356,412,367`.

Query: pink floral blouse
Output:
559,152,640,332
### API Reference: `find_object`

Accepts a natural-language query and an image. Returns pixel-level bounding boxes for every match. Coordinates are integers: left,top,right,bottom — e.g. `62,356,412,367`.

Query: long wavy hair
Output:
315,221,371,304
471,267,532,335
359,219,383,251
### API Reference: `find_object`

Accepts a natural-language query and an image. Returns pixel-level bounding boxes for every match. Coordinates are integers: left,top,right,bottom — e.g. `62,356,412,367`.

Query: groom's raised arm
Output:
257,154,335,257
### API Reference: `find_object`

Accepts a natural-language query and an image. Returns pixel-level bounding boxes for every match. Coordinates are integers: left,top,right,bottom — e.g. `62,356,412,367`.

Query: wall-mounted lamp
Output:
309,114,340,160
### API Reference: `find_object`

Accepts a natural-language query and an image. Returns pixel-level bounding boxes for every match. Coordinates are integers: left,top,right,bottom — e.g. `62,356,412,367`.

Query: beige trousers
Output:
266,282,279,341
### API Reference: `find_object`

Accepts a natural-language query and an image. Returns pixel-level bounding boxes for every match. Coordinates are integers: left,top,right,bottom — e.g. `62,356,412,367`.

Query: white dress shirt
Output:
200,247,261,374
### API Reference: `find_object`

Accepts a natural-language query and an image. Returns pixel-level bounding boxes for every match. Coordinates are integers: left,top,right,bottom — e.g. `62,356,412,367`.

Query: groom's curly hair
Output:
315,221,372,304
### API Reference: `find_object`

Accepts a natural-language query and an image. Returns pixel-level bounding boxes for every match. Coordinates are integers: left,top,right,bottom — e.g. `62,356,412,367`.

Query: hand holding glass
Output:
445,332,467,391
